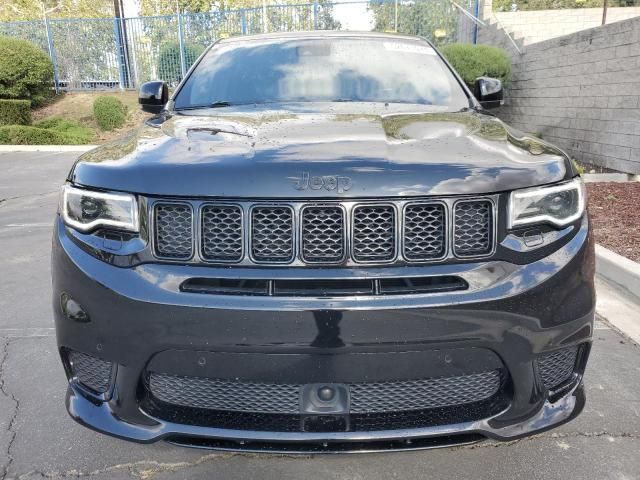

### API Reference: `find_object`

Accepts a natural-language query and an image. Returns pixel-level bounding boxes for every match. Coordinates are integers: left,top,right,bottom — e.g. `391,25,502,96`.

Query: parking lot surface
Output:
1,151,639,480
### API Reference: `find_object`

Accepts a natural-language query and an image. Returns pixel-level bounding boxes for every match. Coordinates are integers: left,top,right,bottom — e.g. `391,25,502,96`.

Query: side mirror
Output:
473,77,503,109
138,81,168,114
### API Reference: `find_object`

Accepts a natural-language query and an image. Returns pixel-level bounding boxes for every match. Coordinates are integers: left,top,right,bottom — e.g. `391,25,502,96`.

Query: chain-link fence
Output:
0,0,479,91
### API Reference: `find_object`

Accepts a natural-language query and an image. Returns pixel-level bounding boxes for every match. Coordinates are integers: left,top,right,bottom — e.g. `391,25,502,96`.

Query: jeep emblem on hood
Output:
293,172,352,194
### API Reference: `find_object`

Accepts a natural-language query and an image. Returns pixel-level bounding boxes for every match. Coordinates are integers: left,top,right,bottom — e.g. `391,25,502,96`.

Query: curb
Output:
595,244,640,299
0,145,98,153
583,173,640,183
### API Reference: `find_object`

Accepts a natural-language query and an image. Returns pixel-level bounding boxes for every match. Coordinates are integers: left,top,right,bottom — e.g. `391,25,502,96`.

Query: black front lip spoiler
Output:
66,381,585,453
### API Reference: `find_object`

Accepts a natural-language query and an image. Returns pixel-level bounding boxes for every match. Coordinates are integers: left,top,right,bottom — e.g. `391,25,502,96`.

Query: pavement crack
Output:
15,451,309,479
464,430,640,450
0,191,59,205
16,454,235,479
0,339,19,480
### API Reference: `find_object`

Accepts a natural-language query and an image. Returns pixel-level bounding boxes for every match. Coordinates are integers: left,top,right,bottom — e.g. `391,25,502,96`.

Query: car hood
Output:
70,107,573,198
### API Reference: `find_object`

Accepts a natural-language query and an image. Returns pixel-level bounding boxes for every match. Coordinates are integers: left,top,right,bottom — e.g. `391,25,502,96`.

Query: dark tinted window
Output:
174,37,468,109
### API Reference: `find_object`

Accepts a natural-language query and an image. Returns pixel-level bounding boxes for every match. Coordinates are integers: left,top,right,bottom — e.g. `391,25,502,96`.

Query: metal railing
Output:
0,0,479,91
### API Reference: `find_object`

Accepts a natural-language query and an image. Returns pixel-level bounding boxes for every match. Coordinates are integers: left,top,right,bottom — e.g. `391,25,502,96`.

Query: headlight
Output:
62,185,139,233
508,178,585,228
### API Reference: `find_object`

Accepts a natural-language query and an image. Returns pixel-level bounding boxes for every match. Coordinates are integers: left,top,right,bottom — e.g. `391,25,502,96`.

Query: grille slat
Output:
151,198,496,265
251,206,294,263
403,203,446,261
301,206,345,263
201,205,243,262
154,203,193,259
352,205,396,262
453,200,493,257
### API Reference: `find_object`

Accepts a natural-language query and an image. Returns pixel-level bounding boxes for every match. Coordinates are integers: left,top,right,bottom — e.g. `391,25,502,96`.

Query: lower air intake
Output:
68,351,114,394
536,346,578,390
147,369,503,415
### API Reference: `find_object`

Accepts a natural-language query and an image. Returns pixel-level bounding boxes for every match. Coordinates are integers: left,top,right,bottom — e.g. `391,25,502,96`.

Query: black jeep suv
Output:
53,32,594,452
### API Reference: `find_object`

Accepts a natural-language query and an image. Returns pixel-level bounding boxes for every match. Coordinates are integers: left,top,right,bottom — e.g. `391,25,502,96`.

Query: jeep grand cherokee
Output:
52,31,594,452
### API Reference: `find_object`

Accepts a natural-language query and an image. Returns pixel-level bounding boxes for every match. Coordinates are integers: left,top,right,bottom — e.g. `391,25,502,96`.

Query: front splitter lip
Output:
65,381,585,453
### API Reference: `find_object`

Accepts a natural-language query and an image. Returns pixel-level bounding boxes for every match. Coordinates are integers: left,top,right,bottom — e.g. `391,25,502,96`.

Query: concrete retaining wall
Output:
478,12,640,173
495,7,640,45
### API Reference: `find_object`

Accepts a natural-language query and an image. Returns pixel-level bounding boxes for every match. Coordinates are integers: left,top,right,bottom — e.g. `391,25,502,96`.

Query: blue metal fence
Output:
0,0,479,91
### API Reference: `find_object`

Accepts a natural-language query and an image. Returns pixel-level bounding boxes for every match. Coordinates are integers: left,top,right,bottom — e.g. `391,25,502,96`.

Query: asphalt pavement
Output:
1,151,639,480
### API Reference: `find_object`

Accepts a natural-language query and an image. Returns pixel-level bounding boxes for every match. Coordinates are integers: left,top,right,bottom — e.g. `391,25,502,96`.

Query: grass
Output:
32,91,149,143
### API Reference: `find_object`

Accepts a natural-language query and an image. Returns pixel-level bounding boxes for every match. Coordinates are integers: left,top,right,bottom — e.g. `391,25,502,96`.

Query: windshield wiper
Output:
175,101,234,111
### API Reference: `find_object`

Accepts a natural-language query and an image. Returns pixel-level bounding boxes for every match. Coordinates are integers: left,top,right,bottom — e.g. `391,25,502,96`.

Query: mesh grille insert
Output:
537,347,578,390
301,206,345,263
453,200,493,257
149,373,301,414
403,203,446,261
350,371,502,413
68,351,113,394
251,206,294,262
154,203,193,259
352,205,396,262
201,205,243,262
148,369,503,416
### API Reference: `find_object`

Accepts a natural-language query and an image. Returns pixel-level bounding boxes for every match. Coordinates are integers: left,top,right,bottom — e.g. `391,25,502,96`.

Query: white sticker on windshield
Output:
383,42,436,55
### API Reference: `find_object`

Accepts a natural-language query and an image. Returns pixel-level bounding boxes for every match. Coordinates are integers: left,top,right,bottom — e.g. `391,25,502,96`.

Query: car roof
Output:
218,30,428,45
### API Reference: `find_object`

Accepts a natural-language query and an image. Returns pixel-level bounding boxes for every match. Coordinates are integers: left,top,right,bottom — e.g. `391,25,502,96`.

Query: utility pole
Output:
602,0,608,25
263,0,268,33
41,1,61,92
394,0,398,32
114,0,132,88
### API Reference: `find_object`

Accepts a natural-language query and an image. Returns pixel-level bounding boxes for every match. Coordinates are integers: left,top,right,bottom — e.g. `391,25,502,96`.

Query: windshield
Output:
173,36,469,110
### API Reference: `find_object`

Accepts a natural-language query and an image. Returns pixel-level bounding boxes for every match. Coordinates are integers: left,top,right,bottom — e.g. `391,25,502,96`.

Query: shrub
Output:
0,99,32,126
157,42,205,84
34,117,94,142
0,36,54,107
93,96,127,131
0,118,94,145
440,44,512,88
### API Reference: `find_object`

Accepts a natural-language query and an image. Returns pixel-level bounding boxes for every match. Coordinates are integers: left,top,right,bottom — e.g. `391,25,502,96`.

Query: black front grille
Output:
301,206,345,263
201,205,243,262
154,203,193,259
251,206,294,262
352,205,396,262
150,198,496,266
537,347,578,390
403,203,446,261
68,351,113,394
453,200,493,257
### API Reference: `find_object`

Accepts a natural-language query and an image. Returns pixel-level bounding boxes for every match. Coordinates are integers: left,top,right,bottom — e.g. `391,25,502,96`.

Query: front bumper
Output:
53,215,595,452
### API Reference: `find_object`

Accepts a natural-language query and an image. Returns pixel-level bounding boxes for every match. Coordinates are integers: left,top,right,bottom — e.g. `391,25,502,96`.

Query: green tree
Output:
368,0,458,46
0,0,113,22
